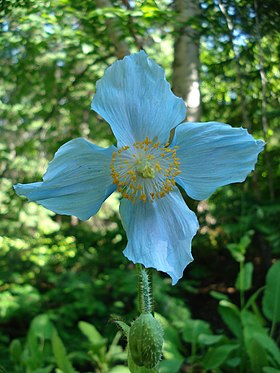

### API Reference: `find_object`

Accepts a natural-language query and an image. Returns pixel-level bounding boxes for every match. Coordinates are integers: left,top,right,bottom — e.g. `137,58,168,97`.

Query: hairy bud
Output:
129,313,163,369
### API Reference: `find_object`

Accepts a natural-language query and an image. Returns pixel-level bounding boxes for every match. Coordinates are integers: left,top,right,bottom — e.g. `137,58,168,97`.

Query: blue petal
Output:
14,138,116,220
91,51,186,146
119,188,199,285
172,122,265,200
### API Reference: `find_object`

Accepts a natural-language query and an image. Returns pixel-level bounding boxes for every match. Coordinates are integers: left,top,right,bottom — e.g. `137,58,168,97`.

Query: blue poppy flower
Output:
14,51,264,284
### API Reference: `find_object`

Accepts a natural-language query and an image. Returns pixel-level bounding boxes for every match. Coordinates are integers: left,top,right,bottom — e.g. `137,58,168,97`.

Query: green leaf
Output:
108,366,130,373
210,290,230,301
218,300,242,339
235,262,253,291
197,334,224,345
227,233,252,263
159,359,183,373
9,339,22,362
29,314,54,340
244,286,265,310
247,339,268,373
202,344,238,370
263,368,280,373
242,310,280,368
26,314,55,369
78,321,106,348
182,319,211,344
154,313,184,373
114,320,130,337
31,367,54,373
51,331,76,373
262,261,280,324
253,333,280,366
226,357,241,367
27,329,46,368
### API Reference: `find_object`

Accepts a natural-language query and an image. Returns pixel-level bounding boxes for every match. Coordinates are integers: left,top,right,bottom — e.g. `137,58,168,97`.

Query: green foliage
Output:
218,300,243,340
242,310,280,370
201,344,239,370
79,321,107,349
263,261,280,326
235,261,254,291
227,232,253,263
155,314,184,373
79,321,127,372
52,331,77,373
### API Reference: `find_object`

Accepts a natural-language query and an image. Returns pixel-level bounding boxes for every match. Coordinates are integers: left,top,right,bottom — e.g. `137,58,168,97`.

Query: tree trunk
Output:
217,0,251,130
173,0,201,122
95,0,130,59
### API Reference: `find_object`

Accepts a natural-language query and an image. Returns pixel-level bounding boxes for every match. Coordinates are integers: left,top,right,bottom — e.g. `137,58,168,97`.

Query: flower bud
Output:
129,313,163,369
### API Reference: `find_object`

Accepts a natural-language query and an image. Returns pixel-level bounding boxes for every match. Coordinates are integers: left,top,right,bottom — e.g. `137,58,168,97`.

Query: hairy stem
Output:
136,264,153,314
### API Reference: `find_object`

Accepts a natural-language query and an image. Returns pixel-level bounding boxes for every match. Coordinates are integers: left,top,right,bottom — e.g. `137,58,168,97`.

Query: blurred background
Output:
0,0,279,372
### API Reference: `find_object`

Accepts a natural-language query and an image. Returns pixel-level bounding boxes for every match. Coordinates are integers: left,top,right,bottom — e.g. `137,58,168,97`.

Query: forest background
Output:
0,0,279,372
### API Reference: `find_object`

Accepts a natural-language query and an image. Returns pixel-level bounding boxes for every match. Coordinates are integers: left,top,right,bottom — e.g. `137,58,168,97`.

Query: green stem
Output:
147,268,154,315
136,263,144,313
135,264,153,314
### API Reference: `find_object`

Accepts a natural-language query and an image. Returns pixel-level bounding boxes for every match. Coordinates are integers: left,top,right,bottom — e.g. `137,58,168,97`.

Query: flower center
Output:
110,137,181,203
136,160,155,179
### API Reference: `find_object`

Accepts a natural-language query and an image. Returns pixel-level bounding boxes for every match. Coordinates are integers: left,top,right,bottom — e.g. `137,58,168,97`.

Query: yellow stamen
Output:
110,137,181,203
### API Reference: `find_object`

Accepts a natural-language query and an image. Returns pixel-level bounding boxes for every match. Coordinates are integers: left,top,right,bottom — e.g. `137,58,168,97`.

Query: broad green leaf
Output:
27,329,44,369
262,261,280,324
51,331,76,373
241,309,265,336
29,314,54,339
226,357,241,367
242,310,280,367
235,262,253,291
247,339,268,373
197,334,224,345
182,319,211,344
26,314,54,368
252,333,280,366
218,300,242,339
78,321,106,347
202,344,238,370
159,359,183,373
